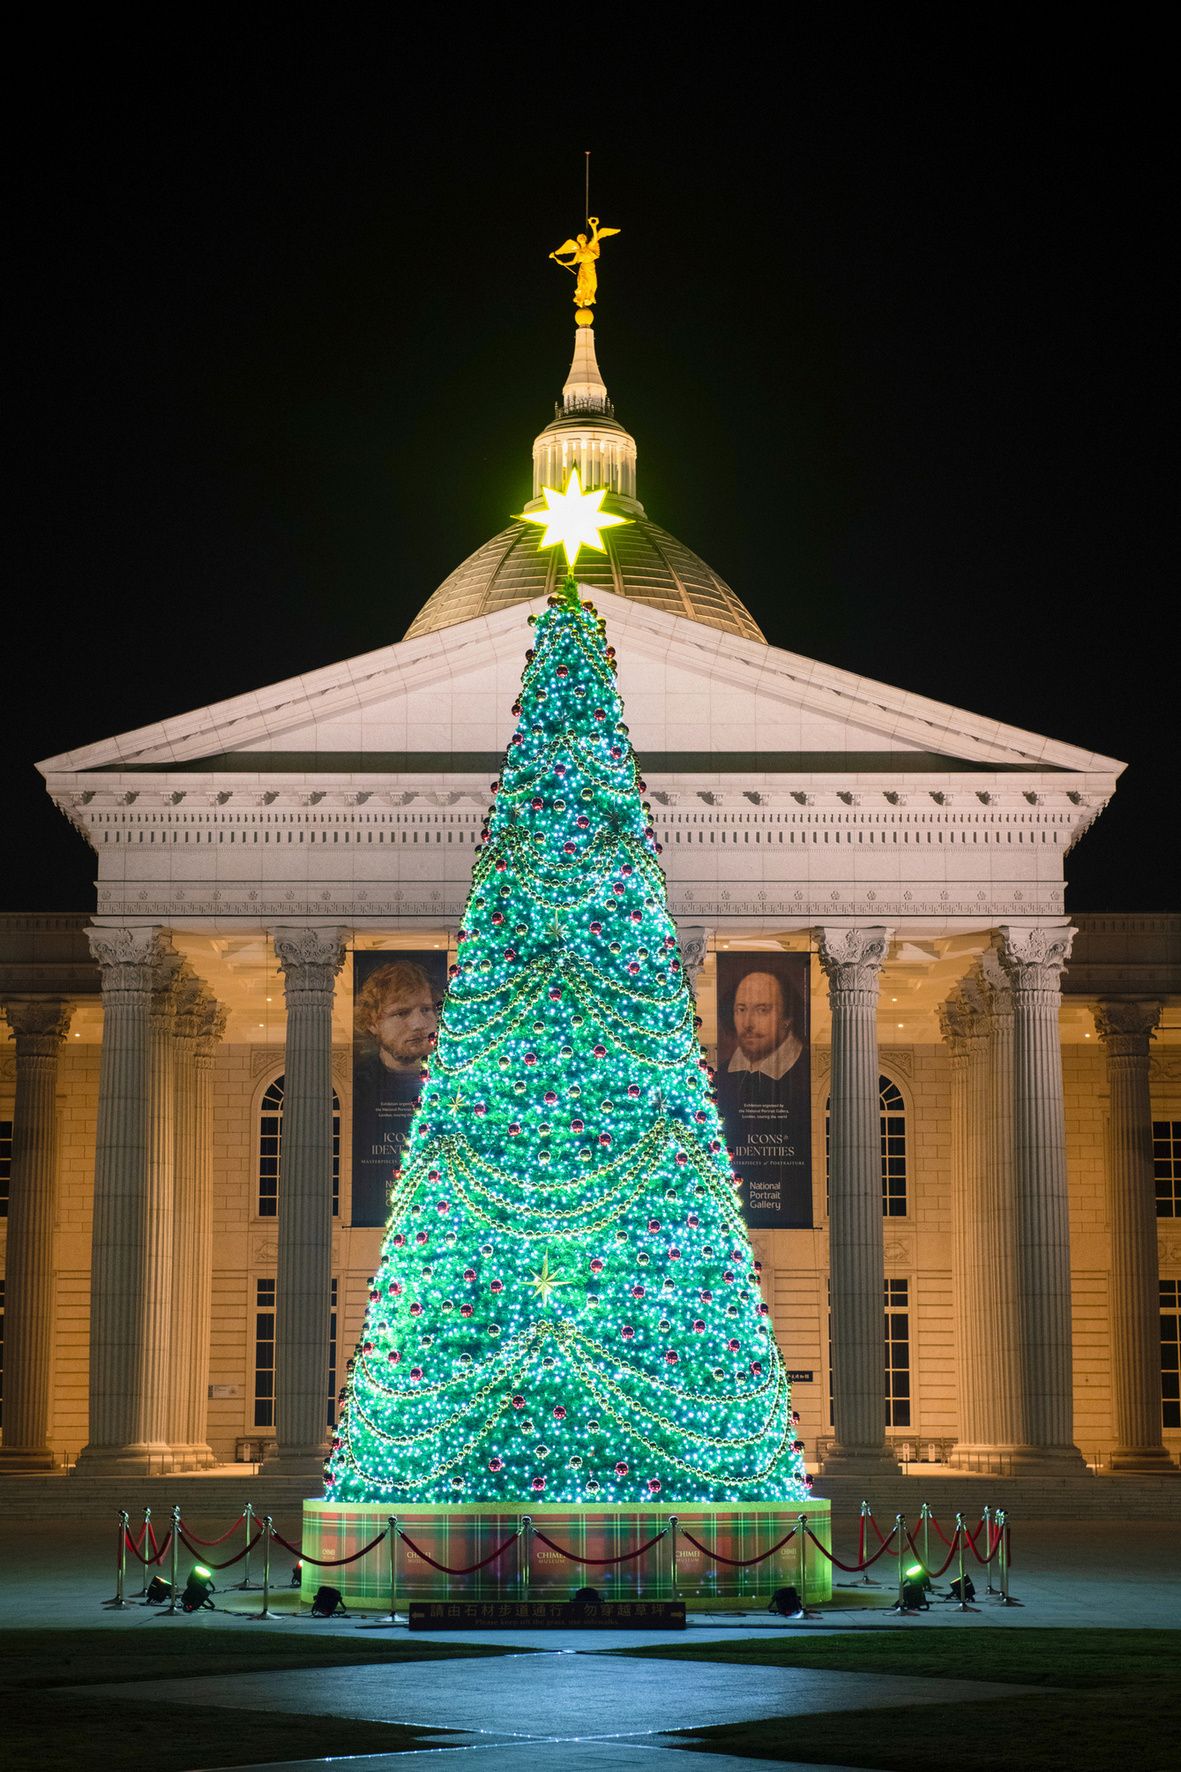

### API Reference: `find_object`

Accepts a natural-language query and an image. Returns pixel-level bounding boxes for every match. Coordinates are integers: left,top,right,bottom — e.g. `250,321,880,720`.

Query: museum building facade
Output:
1,329,1178,1480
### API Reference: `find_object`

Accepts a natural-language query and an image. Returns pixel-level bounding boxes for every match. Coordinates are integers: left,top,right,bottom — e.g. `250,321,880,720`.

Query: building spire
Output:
562,324,611,415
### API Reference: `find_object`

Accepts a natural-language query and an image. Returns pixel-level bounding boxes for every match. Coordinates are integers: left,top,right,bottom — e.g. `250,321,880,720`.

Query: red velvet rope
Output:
269,1526,389,1567
177,1516,246,1547
124,1528,172,1566
964,1524,1002,1567
905,1528,960,1578
146,1522,162,1558
126,1522,148,1555
397,1529,521,1575
925,1513,954,1547
178,1530,263,1569
865,1510,889,1545
532,1528,669,1567
679,1528,795,1568
805,1525,898,1572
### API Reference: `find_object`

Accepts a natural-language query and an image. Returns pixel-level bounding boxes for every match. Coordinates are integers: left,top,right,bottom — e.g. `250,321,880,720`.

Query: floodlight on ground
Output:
181,1565,216,1612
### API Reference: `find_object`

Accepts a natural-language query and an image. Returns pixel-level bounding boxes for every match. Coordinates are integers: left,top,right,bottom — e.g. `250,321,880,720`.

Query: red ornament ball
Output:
531,1475,546,1491
687,1214,700,1228
409,1366,424,1381
599,1132,612,1147
388,1282,402,1295
631,1284,646,1299
489,1456,504,1472
437,1200,450,1214
495,858,507,872
563,842,576,854
393,1233,405,1247
627,962,640,975
700,1290,713,1303
463,1269,477,1283
593,1043,607,1058
669,1247,681,1261
647,1477,662,1494
648,1218,661,1233
474,1102,487,1117
590,921,602,934
557,664,569,677
544,1090,558,1105
512,1394,525,1409
621,1325,636,1340
727,1338,740,1352
664,1350,678,1365
388,1350,401,1363
490,1279,504,1294
750,1361,764,1375
553,1405,567,1420
460,1303,474,1317
577,816,589,829
594,708,606,721
409,1301,423,1316
525,1051,538,1066
692,1319,705,1333
614,1460,629,1477
508,1122,521,1136
415,1230,428,1245
590,1258,604,1274
627,1083,640,1098
571,1118,584,1133
675,1151,688,1166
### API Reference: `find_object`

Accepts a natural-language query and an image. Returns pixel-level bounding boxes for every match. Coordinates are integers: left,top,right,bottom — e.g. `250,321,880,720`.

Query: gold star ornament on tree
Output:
527,1251,573,1306
517,469,627,568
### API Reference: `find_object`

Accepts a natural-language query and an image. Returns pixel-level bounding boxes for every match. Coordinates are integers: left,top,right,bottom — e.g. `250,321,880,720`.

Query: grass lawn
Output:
0,1625,531,1772
602,1628,1181,1772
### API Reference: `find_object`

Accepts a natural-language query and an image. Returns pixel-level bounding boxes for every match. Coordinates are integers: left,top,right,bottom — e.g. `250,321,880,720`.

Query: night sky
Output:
9,29,1173,913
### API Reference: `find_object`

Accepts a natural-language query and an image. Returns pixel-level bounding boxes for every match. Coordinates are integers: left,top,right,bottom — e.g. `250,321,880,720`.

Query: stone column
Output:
940,984,993,1468
976,951,1025,1457
271,927,346,1473
817,926,900,1474
0,998,73,1470
168,982,225,1467
77,927,180,1474
1094,1000,1176,1471
996,924,1087,1472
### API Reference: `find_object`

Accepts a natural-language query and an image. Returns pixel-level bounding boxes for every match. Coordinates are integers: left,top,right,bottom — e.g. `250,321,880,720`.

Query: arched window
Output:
825,1076,908,1217
258,1076,340,1218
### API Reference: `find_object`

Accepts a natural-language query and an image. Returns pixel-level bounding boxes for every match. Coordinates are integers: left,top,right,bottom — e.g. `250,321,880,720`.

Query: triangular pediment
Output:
38,590,1123,784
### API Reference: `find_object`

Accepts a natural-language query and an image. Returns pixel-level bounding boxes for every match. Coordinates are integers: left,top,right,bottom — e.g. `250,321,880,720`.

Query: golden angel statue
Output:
550,217,620,321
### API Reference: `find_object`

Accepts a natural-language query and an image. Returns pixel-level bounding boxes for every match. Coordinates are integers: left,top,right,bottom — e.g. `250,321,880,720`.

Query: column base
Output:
997,1443,1091,1476
948,1442,1035,1475
1108,1446,1180,1474
820,1444,902,1476
74,1442,175,1477
168,1443,218,1471
0,1447,57,1473
267,1443,329,1476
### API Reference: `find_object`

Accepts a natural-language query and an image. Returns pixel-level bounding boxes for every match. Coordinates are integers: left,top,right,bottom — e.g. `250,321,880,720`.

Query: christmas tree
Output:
326,567,806,1507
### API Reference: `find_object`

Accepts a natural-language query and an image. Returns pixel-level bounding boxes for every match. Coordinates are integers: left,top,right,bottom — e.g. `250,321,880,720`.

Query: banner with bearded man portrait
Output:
714,952,813,1228
351,951,447,1226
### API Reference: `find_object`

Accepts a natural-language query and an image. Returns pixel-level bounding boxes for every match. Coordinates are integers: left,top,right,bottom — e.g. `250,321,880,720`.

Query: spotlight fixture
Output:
181,1565,216,1612
898,1563,930,1612
144,1577,172,1605
310,1585,347,1617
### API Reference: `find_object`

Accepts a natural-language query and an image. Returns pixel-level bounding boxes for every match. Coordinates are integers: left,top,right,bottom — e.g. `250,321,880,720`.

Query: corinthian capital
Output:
817,925,892,995
272,926,347,999
2,997,74,1050
675,924,712,995
196,993,228,1053
938,988,988,1049
996,923,1075,993
87,925,170,995
1093,999,1160,1056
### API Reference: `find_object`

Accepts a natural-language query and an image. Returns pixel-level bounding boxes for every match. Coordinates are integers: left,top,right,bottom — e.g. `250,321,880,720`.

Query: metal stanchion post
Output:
248,1515,275,1619
105,1511,130,1608
236,1502,257,1589
796,1514,808,1610
519,1516,532,1601
953,1512,978,1611
140,1507,151,1596
983,1506,996,1593
920,1502,931,1579
167,1505,181,1613
895,1514,906,1611
996,1509,1021,1605
668,1516,679,1602
387,1516,398,1621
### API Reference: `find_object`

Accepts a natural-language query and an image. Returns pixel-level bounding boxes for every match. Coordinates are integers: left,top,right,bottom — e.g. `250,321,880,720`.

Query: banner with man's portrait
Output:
351,950,448,1228
714,952,812,1229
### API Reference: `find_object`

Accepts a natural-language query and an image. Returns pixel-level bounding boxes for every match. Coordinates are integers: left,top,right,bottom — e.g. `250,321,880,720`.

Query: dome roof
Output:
403,325,765,644
404,504,764,642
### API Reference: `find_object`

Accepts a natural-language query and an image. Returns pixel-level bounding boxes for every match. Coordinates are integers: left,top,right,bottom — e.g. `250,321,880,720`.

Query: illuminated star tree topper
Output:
518,468,627,568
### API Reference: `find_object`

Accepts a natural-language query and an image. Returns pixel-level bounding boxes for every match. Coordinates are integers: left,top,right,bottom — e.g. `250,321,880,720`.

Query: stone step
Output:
0,1468,1177,1521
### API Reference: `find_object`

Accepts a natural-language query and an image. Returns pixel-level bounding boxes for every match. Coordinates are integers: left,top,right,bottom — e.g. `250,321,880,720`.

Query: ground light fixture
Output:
181,1565,216,1611
899,1563,930,1612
